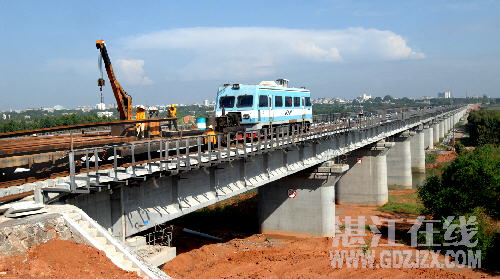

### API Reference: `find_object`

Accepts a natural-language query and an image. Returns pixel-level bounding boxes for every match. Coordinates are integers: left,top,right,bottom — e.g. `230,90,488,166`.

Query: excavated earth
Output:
0,239,141,279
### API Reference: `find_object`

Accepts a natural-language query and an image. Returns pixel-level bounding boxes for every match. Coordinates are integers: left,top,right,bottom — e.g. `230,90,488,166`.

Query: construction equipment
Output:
96,40,133,120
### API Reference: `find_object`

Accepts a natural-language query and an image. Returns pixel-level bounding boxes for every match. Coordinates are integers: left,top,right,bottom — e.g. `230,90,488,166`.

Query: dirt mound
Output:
0,239,141,279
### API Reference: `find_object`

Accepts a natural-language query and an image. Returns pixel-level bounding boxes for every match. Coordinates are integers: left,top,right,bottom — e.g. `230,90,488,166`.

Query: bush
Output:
467,110,500,146
454,142,466,155
419,145,500,219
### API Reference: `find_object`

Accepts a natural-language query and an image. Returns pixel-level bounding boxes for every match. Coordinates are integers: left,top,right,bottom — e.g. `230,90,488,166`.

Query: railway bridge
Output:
3,106,467,239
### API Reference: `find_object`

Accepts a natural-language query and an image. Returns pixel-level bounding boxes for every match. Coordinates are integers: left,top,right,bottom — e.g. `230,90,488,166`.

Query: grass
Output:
483,104,500,110
425,153,437,164
378,192,423,215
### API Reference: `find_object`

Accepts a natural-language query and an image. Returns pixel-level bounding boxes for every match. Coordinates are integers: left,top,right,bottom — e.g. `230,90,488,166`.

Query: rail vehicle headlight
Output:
243,114,250,119
232,84,240,89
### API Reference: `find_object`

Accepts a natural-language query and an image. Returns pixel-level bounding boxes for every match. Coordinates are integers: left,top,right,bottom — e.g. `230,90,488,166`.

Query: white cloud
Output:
116,59,153,85
122,27,424,80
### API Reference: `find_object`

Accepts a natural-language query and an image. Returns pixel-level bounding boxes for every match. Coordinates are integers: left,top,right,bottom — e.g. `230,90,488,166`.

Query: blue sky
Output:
0,0,499,110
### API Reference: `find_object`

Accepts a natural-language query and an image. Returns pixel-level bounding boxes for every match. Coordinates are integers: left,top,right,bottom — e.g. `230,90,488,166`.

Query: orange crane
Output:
96,40,133,120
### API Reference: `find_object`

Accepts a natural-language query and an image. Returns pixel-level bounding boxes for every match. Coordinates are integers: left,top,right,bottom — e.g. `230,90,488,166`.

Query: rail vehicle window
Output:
259,95,269,107
293,97,300,107
305,97,311,106
285,96,292,107
219,96,235,108
237,95,253,108
274,96,283,107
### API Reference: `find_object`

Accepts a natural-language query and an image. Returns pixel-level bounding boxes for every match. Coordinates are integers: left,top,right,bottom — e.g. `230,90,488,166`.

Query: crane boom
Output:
96,40,133,120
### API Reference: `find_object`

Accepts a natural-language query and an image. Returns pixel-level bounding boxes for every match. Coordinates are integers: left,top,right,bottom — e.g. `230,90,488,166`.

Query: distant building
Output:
77,106,93,112
53,105,65,110
203,100,210,106
97,111,113,117
360,93,372,101
438,91,451,98
96,103,106,110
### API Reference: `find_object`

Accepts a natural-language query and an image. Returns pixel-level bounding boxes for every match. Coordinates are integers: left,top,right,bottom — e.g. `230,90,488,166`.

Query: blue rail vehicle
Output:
214,79,312,132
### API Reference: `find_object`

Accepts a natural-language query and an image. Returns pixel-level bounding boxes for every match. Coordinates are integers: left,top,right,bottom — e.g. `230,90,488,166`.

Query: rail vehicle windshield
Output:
305,97,311,106
219,96,235,108
237,95,253,108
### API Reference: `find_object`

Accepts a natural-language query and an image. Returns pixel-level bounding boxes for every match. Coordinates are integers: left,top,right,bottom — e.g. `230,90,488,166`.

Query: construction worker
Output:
135,105,146,138
203,125,217,150
167,104,178,131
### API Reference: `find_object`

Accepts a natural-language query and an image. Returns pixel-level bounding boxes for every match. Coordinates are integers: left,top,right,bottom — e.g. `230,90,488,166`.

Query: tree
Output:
383,95,394,102
467,110,500,146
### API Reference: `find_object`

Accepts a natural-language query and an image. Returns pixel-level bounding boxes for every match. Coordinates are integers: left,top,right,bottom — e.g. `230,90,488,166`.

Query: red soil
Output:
163,202,496,279
427,151,457,169
0,239,141,279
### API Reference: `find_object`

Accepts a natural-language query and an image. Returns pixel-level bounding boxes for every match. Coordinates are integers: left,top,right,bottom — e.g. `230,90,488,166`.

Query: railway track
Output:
0,115,400,203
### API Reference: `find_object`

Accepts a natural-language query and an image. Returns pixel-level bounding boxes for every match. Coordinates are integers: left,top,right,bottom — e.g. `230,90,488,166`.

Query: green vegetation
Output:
0,113,116,133
418,145,500,269
425,153,437,164
467,110,500,146
419,145,499,218
378,192,423,214
0,104,215,132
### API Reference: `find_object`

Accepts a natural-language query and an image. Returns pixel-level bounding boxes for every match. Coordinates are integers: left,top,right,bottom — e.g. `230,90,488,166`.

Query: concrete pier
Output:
258,165,346,236
410,130,425,173
433,122,440,143
439,120,445,139
336,146,389,206
424,126,433,149
386,135,412,189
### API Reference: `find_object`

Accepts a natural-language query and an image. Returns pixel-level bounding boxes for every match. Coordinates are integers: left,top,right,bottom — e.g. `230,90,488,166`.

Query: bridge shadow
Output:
165,189,259,254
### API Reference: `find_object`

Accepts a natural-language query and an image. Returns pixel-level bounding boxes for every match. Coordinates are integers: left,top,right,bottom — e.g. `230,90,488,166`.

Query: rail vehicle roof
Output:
217,83,310,96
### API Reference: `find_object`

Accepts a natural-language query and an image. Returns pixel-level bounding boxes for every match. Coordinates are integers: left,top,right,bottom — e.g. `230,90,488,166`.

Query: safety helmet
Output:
208,125,214,129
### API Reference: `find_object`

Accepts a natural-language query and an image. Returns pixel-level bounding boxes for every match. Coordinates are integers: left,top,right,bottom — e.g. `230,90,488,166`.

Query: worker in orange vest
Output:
167,104,178,131
135,105,146,138
204,125,217,149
